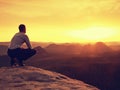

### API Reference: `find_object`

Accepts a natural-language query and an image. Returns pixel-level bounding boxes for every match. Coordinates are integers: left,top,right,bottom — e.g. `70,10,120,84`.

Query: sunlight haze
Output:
0,0,120,43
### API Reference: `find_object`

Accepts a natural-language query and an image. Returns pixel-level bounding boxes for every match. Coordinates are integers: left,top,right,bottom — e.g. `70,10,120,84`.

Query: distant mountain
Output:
31,42,53,48
45,43,82,55
0,42,9,46
0,42,114,56
81,44,94,56
94,42,113,55
0,42,51,48
45,42,113,56
81,42,113,56
33,46,48,58
0,66,99,90
45,44,67,54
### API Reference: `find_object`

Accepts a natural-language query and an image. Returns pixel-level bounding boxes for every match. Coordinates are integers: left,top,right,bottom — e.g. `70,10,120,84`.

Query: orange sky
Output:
0,0,120,43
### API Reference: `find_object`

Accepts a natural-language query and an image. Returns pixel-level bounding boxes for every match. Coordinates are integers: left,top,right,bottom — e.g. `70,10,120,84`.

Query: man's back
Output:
9,32,31,49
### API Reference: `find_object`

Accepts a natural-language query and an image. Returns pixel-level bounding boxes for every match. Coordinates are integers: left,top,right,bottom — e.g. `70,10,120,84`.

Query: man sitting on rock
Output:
7,24,36,67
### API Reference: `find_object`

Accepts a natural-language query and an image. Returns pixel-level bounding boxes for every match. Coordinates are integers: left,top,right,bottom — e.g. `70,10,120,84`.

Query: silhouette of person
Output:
7,24,36,67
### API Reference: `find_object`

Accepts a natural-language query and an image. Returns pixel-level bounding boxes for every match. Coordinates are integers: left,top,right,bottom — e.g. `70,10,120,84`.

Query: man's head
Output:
18,24,26,33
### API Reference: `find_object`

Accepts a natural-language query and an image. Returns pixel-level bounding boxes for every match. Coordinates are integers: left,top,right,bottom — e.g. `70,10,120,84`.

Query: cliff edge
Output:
0,66,99,90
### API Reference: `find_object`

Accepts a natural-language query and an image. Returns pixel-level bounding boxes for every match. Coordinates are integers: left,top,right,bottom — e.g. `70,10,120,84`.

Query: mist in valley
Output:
0,42,120,90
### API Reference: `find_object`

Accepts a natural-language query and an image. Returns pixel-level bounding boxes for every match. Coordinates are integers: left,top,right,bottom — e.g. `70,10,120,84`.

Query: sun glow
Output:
68,26,117,42
1,0,120,43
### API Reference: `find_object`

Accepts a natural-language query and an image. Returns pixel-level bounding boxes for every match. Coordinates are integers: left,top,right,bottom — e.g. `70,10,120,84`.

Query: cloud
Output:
0,0,120,26
0,0,120,17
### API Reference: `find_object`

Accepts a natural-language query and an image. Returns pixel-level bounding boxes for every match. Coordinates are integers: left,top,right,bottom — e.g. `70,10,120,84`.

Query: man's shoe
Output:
19,64,25,67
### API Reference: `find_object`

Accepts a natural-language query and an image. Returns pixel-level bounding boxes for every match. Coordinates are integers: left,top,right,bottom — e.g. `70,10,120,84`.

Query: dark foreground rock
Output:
0,66,99,90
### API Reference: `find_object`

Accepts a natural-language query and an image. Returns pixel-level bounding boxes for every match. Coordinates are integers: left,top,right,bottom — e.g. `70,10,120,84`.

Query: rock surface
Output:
0,66,99,90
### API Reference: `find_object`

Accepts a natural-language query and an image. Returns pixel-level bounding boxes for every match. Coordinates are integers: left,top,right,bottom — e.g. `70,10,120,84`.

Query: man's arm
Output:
24,35,32,49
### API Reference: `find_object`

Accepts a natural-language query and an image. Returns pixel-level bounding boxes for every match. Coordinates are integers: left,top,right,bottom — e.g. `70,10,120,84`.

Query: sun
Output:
68,26,116,42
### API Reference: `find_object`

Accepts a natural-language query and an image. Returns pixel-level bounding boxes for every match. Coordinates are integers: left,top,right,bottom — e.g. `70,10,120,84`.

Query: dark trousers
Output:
7,48,36,66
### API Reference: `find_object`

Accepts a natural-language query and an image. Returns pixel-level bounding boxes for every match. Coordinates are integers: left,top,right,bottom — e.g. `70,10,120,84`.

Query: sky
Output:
0,0,120,43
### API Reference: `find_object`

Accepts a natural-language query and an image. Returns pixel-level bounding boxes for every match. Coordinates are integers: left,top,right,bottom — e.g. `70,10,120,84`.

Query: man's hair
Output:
19,24,26,32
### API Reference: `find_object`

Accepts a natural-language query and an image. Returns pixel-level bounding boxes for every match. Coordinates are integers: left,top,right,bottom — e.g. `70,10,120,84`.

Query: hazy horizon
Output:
1,41,120,44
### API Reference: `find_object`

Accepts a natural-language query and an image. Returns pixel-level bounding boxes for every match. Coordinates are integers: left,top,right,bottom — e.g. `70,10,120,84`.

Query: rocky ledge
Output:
0,66,99,90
